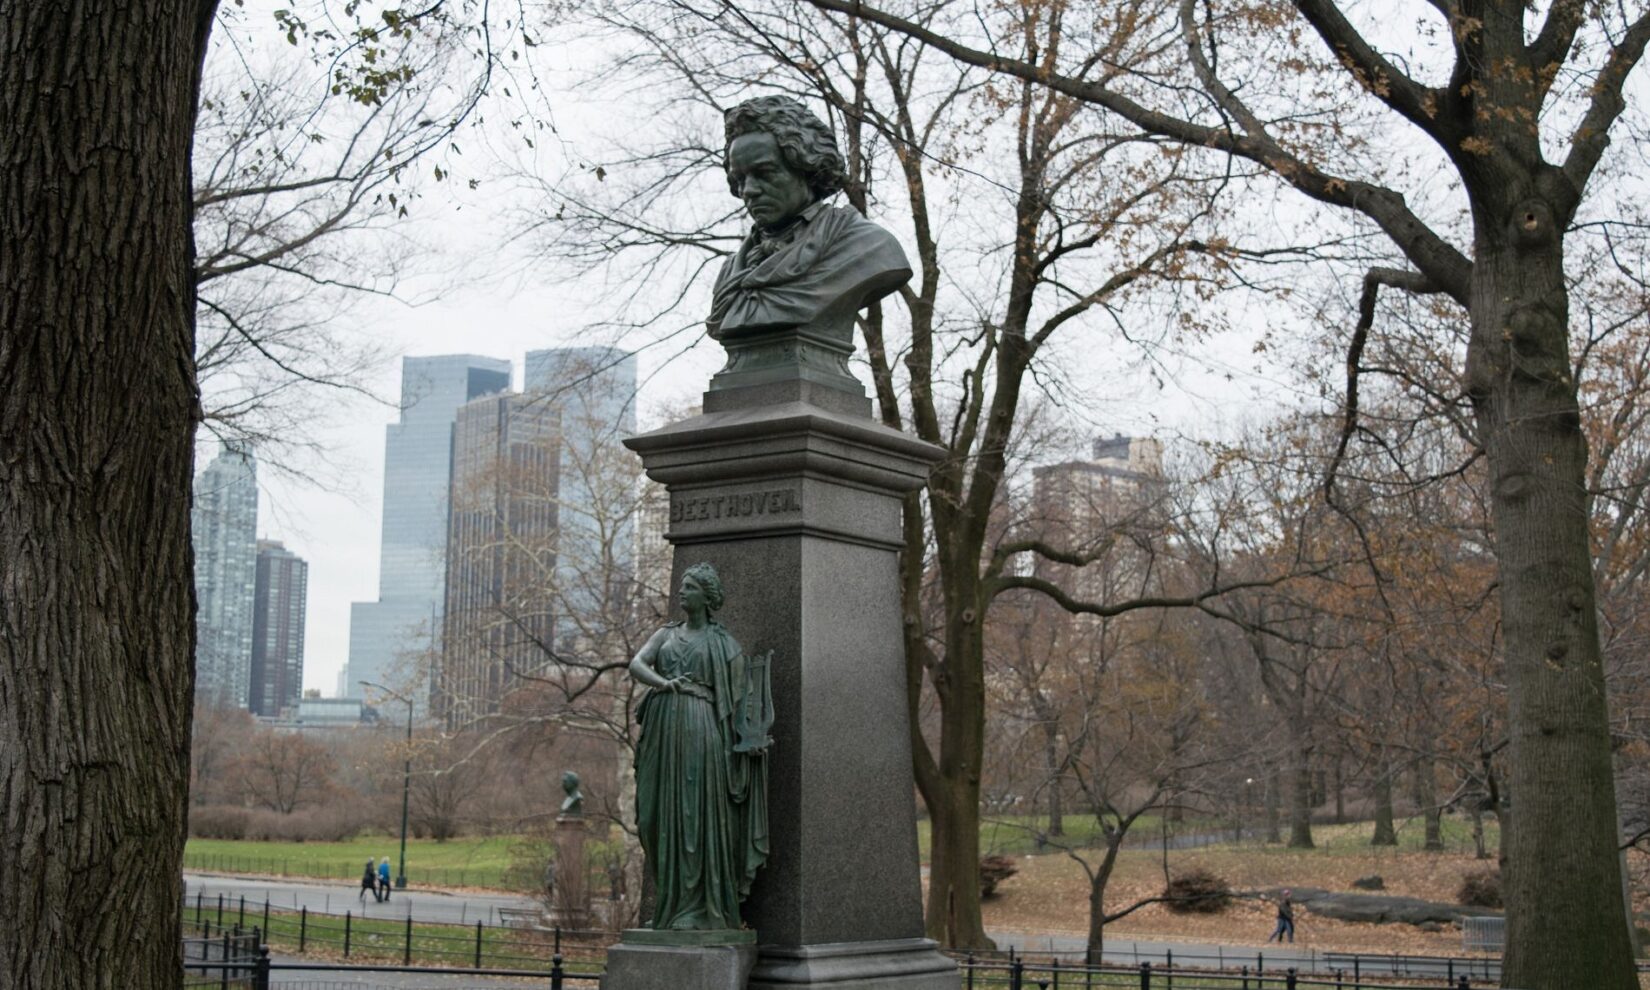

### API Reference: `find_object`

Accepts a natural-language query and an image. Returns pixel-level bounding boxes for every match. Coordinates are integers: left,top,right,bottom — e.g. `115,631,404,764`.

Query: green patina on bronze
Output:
707,96,911,395
628,562,773,934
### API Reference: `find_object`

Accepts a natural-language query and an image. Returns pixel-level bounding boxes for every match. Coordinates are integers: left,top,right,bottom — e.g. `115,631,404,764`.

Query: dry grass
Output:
977,822,1501,957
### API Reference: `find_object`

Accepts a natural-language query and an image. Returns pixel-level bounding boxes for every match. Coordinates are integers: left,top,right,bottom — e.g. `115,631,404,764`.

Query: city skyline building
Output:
192,443,259,709
1028,433,1167,610
523,347,639,657
347,354,512,706
250,540,309,717
437,392,561,727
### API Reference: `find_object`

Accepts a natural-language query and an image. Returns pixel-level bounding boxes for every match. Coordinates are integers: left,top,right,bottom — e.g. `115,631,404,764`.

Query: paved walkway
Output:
184,873,538,928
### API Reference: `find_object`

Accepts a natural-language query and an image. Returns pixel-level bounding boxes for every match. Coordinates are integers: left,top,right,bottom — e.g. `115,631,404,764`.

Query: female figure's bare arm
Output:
629,626,684,691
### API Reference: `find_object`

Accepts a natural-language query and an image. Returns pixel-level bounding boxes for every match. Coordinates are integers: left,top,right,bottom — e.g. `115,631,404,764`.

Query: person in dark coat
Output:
360,860,380,903
1268,889,1296,943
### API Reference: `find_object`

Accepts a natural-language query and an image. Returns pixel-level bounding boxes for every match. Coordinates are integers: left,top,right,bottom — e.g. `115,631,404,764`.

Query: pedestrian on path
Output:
1268,889,1295,943
360,860,380,904
378,856,393,901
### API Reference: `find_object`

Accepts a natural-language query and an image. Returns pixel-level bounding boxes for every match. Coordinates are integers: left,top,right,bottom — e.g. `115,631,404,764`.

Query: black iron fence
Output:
183,951,1508,990
955,946,1501,986
184,892,1533,990
183,892,615,976
182,930,263,989
183,952,598,989
958,955,1498,989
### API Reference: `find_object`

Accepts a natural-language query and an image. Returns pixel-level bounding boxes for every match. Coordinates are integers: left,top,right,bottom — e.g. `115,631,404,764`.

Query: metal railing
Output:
953,946,1501,984
1459,918,1503,954
184,950,599,989
959,956,1491,989
186,892,1522,989
183,893,615,975
184,950,1503,990
182,929,262,989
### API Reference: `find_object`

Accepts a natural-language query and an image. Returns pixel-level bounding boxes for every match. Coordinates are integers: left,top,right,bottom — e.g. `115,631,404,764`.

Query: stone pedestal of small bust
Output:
550,816,589,928
618,95,956,990
550,771,590,928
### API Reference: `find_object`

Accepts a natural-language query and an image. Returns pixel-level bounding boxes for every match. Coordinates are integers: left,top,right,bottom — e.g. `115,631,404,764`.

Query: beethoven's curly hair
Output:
723,95,845,202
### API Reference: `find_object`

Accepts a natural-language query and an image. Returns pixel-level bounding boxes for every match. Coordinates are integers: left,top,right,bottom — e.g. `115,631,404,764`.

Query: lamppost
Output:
361,679,412,889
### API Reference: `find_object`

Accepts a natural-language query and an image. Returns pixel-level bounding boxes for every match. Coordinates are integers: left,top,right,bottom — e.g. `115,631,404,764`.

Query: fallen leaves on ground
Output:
977,823,1499,958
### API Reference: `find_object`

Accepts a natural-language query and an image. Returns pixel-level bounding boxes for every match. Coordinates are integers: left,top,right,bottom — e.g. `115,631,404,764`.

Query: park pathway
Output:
184,873,533,928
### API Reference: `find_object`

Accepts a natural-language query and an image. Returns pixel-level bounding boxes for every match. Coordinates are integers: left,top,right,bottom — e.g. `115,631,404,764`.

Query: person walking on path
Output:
1268,889,1295,943
360,860,381,904
378,857,393,901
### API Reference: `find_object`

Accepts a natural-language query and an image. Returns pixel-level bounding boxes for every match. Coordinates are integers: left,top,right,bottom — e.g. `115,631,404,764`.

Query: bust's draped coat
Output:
708,202,912,339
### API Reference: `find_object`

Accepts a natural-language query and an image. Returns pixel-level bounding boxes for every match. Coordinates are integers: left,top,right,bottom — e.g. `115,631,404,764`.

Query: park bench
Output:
497,906,544,928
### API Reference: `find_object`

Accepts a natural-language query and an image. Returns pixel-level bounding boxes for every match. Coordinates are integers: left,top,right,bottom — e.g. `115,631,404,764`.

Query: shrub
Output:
236,804,367,843
189,804,250,840
979,855,1018,898
1164,869,1233,914
1457,869,1502,909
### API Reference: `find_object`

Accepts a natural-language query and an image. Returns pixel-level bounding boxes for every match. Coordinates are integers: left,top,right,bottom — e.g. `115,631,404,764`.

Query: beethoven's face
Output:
678,574,709,614
727,132,813,232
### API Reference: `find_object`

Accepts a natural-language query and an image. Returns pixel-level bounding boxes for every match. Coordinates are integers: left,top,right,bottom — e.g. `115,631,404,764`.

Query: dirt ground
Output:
977,823,1505,957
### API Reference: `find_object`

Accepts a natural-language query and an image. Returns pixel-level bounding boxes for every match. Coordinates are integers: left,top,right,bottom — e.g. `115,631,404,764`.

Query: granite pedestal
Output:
602,931,757,990
550,815,589,927
624,371,957,990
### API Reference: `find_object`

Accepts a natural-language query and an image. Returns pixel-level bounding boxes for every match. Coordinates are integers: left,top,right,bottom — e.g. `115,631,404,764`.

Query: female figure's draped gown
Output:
634,621,769,930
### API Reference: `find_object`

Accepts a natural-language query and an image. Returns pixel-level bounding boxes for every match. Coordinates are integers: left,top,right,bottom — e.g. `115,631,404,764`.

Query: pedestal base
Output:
748,938,958,989
601,936,757,990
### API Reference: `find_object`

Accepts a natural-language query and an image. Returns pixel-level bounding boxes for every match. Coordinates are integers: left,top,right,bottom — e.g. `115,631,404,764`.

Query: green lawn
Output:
917,813,1216,858
184,835,527,890
186,814,1493,892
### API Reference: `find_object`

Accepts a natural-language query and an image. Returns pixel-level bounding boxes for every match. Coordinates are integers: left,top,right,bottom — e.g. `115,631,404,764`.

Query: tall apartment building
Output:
1032,434,1164,527
250,540,308,717
347,355,512,704
437,393,561,727
1029,434,1166,604
523,347,639,655
192,443,259,708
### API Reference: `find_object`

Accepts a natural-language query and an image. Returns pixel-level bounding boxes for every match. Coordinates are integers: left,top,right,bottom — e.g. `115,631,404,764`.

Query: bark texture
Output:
1,1,215,986
1370,754,1397,847
1468,225,1636,989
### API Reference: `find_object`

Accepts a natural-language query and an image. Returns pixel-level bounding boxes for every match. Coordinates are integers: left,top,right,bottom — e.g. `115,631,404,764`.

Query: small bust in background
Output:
560,770,584,817
708,95,911,344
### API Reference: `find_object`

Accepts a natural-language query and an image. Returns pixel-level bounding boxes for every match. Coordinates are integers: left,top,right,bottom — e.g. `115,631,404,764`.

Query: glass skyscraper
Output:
192,443,259,708
347,355,511,702
437,392,561,727
523,347,638,654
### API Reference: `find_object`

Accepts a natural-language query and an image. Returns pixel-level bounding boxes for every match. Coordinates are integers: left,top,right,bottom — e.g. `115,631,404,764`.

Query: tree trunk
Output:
1416,759,1443,852
1471,803,1488,861
1263,771,1282,844
1288,753,1315,849
1332,758,1345,825
1371,751,1397,846
1041,717,1064,837
1,2,215,987
920,593,992,950
1083,844,1121,967
1465,221,1636,988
